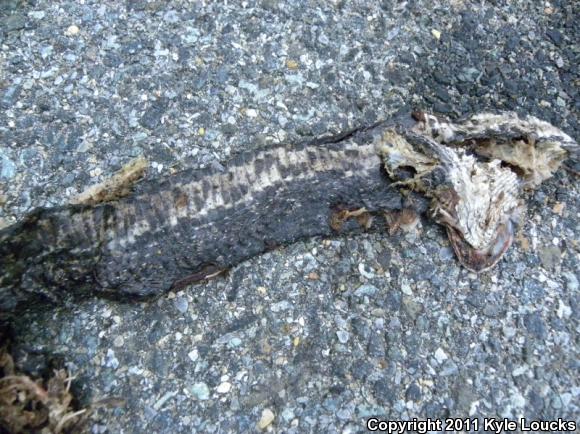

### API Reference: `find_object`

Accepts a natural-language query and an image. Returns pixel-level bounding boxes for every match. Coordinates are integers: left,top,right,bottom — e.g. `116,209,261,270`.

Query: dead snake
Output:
0,111,577,320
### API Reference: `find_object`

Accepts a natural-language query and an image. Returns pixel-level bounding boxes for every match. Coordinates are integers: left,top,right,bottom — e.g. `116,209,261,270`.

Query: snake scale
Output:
0,111,577,320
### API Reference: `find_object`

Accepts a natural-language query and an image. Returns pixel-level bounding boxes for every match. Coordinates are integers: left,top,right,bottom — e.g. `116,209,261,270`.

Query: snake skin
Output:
0,111,576,319
0,117,411,318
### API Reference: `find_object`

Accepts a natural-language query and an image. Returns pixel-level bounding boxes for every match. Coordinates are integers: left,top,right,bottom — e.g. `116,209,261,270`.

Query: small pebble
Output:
104,349,119,369
562,272,578,291
358,263,375,279
336,330,350,344
216,382,232,394
189,382,210,400
434,347,448,364
174,297,189,313
153,391,177,410
400,281,413,296
228,337,242,348
307,272,319,280
257,408,275,430
28,11,46,20
65,25,80,36
354,284,378,297
0,156,16,180
187,349,199,362
286,59,299,70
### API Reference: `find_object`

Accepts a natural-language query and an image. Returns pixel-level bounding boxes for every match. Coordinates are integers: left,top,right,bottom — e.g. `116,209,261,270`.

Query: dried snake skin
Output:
0,112,576,318
0,119,408,318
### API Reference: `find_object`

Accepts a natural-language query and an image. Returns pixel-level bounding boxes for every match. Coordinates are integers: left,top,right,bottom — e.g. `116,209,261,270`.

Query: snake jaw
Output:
427,175,526,272
444,218,516,273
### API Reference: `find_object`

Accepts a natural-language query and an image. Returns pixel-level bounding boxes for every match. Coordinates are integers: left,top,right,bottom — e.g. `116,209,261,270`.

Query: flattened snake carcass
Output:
0,111,577,319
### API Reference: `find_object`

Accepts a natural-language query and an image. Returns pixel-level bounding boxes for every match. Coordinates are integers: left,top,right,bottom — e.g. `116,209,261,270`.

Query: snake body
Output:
0,118,407,317
0,111,576,319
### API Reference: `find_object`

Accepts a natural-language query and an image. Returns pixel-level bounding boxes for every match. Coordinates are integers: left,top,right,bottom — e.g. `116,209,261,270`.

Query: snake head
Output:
378,111,578,272
444,209,522,273
377,124,526,272
430,182,524,272
428,153,524,272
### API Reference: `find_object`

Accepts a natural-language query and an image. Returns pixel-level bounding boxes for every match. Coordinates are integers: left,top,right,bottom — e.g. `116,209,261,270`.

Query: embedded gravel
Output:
1,0,578,433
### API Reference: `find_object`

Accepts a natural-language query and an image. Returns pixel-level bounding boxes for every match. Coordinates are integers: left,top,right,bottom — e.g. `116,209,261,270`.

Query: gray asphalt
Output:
0,0,578,432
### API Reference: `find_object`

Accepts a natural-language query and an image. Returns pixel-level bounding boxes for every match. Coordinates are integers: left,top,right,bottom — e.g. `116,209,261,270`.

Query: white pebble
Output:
65,25,80,36
434,347,448,364
257,408,275,430
400,281,413,295
216,382,232,394
29,11,46,20
187,349,199,362
557,300,571,319
336,330,349,344
358,263,375,279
